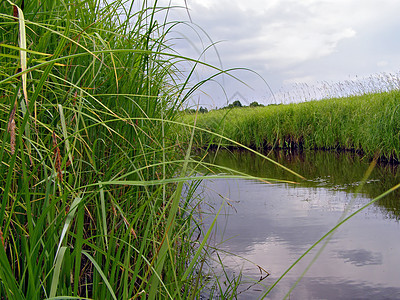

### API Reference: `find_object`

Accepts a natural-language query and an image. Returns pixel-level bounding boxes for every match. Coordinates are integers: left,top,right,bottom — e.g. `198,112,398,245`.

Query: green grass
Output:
0,0,240,298
182,90,400,162
3,0,398,298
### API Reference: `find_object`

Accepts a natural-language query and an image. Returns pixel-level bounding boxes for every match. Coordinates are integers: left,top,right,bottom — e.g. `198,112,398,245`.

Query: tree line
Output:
185,100,264,114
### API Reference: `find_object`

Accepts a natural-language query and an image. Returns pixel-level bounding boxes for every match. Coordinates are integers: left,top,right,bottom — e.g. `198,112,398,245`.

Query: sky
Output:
160,0,400,108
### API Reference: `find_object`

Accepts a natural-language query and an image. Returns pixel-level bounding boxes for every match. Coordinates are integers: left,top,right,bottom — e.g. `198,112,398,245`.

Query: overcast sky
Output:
160,0,400,108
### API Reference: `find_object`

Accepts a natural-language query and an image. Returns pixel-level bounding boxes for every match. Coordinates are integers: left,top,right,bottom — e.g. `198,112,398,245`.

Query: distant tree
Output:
199,106,208,113
225,100,243,109
249,101,264,107
232,100,242,107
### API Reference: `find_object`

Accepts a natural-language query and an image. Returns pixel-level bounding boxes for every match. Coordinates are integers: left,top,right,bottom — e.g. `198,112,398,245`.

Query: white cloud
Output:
160,0,400,106
182,0,361,69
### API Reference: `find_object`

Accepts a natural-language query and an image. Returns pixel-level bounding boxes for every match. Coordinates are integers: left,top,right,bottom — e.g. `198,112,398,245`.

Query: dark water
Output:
199,150,400,299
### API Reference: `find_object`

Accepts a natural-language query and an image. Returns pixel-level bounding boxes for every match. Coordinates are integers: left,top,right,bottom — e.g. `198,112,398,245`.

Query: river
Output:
197,149,400,299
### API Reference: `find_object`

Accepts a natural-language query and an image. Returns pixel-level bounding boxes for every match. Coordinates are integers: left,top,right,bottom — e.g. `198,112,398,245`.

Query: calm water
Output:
198,150,400,299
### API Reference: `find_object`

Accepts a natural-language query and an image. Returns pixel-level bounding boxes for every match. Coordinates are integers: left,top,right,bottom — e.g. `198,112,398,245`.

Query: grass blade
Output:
50,246,67,298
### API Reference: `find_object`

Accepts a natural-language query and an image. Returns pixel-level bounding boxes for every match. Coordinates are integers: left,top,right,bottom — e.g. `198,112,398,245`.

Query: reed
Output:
183,90,400,162
0,0,233,298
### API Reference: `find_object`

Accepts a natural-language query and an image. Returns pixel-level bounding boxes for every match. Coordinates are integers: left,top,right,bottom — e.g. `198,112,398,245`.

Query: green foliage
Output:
224,100,243,109
199,106,208,113
0,0,224,298
232,100,242,107
182,91,400,162
249,101,263,107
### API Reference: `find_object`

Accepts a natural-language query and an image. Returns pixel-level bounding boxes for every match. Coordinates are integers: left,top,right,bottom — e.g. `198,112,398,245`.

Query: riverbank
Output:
182,90,400,163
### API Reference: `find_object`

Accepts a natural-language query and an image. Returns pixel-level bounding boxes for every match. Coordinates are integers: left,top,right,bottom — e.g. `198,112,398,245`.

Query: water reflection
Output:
336,249,382,266
205,149,400,219
200,150,400,299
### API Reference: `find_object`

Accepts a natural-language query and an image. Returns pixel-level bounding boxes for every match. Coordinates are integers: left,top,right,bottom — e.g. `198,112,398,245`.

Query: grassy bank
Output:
0,0,225,298
182,90,400,162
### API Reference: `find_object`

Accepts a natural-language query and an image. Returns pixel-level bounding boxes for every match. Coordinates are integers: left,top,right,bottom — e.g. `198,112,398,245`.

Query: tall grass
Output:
4,0,397,298
183,90,400,162
0,0,233,298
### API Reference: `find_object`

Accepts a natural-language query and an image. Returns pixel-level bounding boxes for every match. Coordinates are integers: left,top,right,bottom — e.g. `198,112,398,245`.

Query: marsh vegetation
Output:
0,0,227,298
183,89,400,163
1,0,400,299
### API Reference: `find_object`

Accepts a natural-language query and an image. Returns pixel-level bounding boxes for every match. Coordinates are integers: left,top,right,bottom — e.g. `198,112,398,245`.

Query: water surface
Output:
200,150,400,299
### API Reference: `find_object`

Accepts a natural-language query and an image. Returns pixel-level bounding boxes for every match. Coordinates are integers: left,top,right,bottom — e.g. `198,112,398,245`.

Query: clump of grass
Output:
182,90,400,162
0,0,236,298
